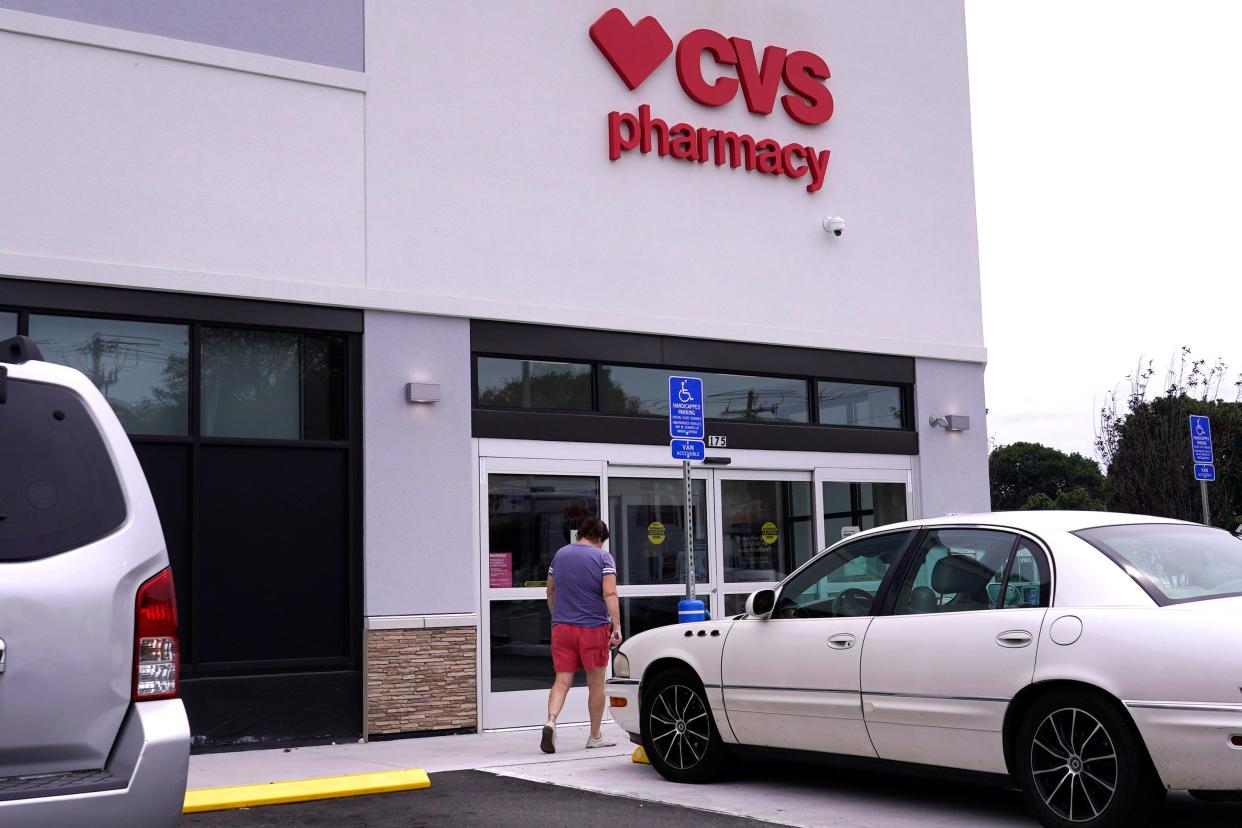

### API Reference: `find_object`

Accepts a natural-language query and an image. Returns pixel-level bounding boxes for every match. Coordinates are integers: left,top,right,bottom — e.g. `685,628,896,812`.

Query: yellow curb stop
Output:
183,768,430,814
631,746,650,764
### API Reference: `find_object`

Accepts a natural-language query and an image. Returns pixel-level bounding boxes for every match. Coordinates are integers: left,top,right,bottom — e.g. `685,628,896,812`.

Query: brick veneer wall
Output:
366,626,477,736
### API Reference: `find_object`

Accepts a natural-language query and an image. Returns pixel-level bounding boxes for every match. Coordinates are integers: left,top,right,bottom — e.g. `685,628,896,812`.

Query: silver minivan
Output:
0,335,190,827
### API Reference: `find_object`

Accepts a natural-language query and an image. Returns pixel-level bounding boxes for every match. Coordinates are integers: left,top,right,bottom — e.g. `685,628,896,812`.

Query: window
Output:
0,378,126,561
818,382,904,429
0,311,15,339
823,481,907,543
487,474,600,587
608,477,708,585
1076,523,1242,605
720,479,814,581
477,358,592,411
774,531,913,618
30,314,190,436
200,327,346,440
893,528,1046,615
602,365,810,423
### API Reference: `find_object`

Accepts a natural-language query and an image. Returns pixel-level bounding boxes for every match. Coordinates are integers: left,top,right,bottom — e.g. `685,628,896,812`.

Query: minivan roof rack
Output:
0,335,44,365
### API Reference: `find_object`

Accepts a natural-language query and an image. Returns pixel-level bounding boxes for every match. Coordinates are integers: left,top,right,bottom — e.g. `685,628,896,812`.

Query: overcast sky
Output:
965,1,1242,462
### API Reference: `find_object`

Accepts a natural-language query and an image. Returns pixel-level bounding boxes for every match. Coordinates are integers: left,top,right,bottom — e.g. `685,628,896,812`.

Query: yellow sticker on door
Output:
647,521,666,545
761,521,778,545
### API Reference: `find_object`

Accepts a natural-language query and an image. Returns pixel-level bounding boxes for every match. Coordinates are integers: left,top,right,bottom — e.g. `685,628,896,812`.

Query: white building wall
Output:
0,10,366,296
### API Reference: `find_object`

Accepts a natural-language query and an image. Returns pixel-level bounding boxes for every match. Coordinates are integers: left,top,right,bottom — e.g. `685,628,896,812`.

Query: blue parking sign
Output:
668,376,704,439
1195,463,1216,482
1190,415,1214,464
670,439,705,461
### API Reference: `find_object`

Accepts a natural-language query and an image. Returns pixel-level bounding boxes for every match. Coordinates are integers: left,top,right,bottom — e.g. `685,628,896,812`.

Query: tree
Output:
990,442,1107,511
1097,349,1241,528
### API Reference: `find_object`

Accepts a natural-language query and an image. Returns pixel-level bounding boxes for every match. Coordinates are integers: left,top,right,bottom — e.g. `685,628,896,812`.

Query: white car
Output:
606,511,1242,828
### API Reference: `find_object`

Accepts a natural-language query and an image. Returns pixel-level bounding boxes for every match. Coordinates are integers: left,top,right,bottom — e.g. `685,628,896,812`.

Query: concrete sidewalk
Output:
188,721,633,789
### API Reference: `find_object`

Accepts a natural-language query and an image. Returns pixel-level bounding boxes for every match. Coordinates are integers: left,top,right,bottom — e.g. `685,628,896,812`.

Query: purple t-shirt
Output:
548,542,616,628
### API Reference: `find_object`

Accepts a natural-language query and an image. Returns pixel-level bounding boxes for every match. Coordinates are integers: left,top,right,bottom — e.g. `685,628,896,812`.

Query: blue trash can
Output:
678,598,706,623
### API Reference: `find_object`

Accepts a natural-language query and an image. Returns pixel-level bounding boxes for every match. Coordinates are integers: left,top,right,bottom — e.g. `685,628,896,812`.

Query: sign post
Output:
669,377,705,622
1190,415,1214,525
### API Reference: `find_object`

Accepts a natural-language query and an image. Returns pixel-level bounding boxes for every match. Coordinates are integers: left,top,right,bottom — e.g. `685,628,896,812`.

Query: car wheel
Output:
1016,690,1163,827
640,666,727,783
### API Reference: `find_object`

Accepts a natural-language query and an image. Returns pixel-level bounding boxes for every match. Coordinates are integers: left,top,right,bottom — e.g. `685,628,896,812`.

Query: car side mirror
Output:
745,588,776,619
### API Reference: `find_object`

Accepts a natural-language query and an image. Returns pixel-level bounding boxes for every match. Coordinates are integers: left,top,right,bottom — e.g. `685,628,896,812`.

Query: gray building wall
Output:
913,358,991,517
363,311,475,616
0,0,364,69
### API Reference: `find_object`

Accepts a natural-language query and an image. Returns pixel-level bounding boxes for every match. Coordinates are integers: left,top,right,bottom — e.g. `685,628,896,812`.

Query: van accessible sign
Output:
590,8,834,194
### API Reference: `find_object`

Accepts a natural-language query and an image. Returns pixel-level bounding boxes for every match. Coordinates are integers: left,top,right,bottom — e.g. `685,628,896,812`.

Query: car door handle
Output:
0,637,6,674
827,633,856,650
996,630,1032,648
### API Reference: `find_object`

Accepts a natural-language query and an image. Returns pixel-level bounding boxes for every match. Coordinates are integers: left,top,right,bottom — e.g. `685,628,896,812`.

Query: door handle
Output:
0,637,6,674
827,633,856,650
996,630,1032,648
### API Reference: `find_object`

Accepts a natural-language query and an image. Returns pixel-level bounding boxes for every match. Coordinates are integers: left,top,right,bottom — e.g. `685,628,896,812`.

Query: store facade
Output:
0,1,988,743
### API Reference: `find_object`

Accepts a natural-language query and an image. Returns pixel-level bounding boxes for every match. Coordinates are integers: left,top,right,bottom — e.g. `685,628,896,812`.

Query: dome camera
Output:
822,217,845,237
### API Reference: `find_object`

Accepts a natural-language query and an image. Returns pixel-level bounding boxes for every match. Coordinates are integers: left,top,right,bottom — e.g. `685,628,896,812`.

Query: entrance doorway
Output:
479,452,912,729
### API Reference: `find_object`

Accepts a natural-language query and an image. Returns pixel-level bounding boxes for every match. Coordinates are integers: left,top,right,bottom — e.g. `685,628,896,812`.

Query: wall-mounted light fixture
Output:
405,382,440,404
929,415,970,432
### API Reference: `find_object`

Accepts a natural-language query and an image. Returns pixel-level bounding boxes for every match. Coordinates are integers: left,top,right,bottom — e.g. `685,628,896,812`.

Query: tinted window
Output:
0,312,15,339
720,479,814,581
30,314,189,436
818,382,904,429
775,531,912,618
0,378,126,561
894,529,1018,615
487,474,600,587
477,358,592,411
823,481,907,542
602,365,809,423
201,327,346,440
1076,524,1242,605
608,477,708,585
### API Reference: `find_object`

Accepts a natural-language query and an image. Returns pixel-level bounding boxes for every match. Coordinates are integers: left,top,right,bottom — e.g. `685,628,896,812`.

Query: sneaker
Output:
540,724,557,754
585,733,616,749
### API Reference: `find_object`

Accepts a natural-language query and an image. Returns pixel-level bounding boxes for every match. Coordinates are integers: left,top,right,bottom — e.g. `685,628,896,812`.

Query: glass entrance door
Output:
480,457,911,730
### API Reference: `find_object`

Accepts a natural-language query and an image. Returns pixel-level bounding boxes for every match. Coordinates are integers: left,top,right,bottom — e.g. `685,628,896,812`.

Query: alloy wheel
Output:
647,683,711,770
1029,706,1119,823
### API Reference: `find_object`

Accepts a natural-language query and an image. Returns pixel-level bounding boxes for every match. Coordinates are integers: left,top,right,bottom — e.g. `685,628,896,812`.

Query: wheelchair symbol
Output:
1195,420,1207,437
678,381,694,403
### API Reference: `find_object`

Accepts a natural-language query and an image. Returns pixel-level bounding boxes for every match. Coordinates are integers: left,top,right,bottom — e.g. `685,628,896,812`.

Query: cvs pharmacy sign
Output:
590,8,834,193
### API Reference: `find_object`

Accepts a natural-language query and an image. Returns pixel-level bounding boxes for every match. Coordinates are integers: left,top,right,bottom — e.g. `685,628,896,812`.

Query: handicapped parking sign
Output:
1195,463,1216,482
668,376,704,439
1190,415,1214,464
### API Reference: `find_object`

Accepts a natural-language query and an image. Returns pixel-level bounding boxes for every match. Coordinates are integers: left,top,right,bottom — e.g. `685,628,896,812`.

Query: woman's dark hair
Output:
577,516,610,543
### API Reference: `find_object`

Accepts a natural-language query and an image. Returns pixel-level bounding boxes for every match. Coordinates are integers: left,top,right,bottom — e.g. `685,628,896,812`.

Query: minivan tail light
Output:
133,567,179,701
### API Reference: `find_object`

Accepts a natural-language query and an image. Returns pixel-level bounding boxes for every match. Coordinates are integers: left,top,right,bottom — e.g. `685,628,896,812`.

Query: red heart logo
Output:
589,8,673,91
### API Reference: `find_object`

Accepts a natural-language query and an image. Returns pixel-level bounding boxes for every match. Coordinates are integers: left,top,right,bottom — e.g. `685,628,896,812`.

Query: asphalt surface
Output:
178,769,787,827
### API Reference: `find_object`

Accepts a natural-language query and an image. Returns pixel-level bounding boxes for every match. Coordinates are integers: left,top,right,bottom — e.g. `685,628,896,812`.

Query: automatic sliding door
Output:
482,463,602,729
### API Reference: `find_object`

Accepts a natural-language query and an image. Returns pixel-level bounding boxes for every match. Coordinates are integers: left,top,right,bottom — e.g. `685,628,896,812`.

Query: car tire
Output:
640,666,727,783
1015,689,1163,828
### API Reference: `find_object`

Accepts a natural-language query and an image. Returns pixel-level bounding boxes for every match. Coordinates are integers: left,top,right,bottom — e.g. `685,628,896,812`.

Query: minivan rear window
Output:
0,377,126,561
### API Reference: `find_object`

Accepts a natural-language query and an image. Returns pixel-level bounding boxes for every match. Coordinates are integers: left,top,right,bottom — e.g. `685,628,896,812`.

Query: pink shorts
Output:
551,623,612,673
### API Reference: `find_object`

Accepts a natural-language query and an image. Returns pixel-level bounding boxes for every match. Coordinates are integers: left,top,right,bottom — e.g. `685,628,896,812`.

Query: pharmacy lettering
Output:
590,8,834,194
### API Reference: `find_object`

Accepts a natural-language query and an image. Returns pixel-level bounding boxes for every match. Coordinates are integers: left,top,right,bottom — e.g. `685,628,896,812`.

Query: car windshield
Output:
1075,523,1242,605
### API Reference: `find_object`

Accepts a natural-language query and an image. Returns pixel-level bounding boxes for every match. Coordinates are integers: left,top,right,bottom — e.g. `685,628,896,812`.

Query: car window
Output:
774,531,912,618
1003,541,1051,608
1076,523,1242,605
0,377,126,561
894,529,1019,615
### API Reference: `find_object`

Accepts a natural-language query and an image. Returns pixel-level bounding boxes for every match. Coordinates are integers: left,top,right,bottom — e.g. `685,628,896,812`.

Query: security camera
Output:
822,217,845,237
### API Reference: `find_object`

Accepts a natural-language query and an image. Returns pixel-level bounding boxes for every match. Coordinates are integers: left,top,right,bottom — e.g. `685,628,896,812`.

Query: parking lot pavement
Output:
179,769,785,827
487,751,1242,828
